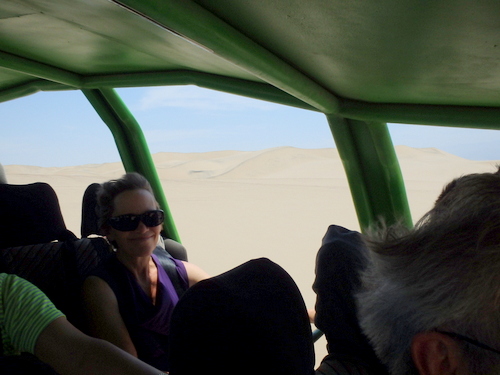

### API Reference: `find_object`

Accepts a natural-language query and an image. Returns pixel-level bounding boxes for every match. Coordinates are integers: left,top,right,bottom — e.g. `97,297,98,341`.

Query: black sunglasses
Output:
108,210,164,231
435,330,500,355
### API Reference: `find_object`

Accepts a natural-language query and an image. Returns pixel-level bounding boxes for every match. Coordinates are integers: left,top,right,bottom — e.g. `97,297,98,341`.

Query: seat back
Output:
0,237,112,332
313,225,388,373
81,183,101,238
0,183,76,249
169,258,315,375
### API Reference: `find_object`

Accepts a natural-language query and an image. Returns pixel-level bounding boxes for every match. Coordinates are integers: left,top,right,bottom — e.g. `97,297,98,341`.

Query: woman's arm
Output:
35,316,162,375
82,276,137,356
181,261,210,287
308,308,316,324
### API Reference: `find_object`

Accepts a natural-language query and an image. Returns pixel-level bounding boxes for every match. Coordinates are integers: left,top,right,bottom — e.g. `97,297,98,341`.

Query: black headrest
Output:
0,183,76,249
81,183,101,237
162,238,188,261
169,258,314,375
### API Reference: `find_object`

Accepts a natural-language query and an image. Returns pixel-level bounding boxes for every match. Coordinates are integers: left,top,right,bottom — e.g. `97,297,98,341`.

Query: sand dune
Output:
4,146,500,366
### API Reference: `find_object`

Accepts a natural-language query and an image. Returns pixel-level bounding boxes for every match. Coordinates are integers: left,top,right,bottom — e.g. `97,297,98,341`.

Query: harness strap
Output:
152,247,188,299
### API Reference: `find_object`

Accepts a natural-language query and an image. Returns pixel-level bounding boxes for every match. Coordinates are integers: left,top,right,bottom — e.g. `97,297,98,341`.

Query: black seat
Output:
80,182,188,261
0,182,77,249
81,183,101,238
313,225,388,374
0,237,112,332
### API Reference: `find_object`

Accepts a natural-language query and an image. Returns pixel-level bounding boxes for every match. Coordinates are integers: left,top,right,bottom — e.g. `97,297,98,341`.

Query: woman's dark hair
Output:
97,172,156,232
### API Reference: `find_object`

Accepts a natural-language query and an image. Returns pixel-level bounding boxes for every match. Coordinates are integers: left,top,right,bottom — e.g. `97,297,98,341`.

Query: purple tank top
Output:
139,254,187,335
92,253,188,370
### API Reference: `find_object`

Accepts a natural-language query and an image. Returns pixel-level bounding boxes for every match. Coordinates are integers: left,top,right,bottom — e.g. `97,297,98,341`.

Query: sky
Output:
2,85,500,167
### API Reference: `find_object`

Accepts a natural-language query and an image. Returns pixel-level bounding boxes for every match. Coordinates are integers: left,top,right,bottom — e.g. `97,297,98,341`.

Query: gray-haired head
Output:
357,167,500,374
419,166,500,226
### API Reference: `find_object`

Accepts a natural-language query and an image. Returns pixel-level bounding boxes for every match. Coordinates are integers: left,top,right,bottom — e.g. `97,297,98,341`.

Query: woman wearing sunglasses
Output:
82,172,209,373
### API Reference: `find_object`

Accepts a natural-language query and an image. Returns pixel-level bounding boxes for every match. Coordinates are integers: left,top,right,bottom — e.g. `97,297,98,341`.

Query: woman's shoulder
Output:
84,254,130,294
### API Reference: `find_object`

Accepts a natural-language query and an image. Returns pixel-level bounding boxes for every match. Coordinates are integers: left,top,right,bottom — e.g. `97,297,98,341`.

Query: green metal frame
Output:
110,0,340,114
11,0,498,232
0,69,414,232
78,85,413,231
327,115,412,230
0,40,414,231
82,88,180,241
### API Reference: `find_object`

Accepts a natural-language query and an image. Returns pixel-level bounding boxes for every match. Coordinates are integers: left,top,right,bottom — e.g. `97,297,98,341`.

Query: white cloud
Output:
138,86,277,111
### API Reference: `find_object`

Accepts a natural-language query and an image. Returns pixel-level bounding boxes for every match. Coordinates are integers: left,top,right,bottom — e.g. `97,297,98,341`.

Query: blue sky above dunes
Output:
1,86,500,167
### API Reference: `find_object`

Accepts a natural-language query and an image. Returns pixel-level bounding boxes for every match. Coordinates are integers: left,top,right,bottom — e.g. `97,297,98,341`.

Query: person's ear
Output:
411,332,466,375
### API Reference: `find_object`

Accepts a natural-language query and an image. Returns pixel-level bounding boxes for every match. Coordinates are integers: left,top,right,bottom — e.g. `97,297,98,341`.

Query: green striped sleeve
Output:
1,273,65,355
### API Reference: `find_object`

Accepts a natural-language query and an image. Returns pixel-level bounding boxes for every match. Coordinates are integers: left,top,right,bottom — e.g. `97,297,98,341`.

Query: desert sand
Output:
4,146,499,366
